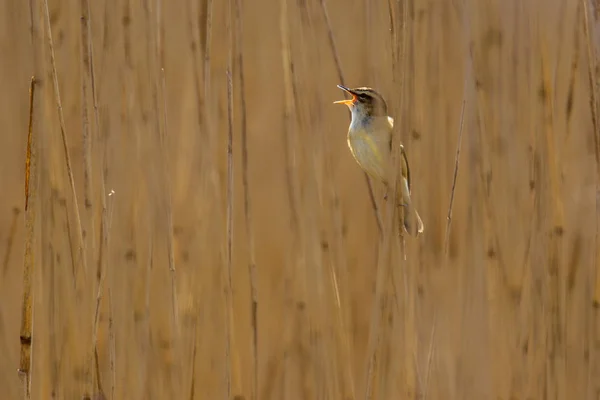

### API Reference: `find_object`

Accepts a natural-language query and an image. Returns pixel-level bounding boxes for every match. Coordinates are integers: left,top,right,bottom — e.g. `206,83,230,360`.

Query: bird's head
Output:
333,85,388,118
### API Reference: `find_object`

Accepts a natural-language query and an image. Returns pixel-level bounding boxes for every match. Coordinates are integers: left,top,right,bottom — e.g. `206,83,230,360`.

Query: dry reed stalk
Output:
284,6,333,395
225,1,238,396
188,322,198,400
552,0,569,94
304,2,355,397
108,288,115,400
537,16,567,399
363,0,397,396
465,4,508,397
300,162,334,398
279,0,305,395
81,0,104,307
43,192,60,397
79,0,106,396
182,1,202,201
42,0,88,284
201,0,215,199
519,6,546,397
581,1,600,397
444,98,466,256
280,0,301,235
318,0,383,236
564,5,581,145
232,1,259,398
80,0,95,254
363,0,373,80
508,3,542,396
94,82,113,400
287,4,342,397
141,234,154,399
201,0,217,243
143,0,181,392
154,35,180,392
18,76,37,400
160,65,182,382
368,7,399,400
394,1,418,396
203,0,213,104
467,6,511,297
363,0,414,398
182,10,212,396
582,0,600,305
422,315,437,400
91,187,115,400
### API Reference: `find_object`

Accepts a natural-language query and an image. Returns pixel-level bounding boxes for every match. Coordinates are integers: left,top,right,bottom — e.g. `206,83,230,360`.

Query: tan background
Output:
1,0,600,399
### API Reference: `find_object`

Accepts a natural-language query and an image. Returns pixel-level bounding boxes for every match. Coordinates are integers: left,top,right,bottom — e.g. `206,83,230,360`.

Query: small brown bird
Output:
334,85,424,236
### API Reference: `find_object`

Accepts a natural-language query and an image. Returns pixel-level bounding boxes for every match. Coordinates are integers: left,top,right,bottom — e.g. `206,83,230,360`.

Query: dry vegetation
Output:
1,0,600,399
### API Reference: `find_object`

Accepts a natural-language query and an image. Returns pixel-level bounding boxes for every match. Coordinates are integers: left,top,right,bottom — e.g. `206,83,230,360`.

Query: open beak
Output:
333,85,356,106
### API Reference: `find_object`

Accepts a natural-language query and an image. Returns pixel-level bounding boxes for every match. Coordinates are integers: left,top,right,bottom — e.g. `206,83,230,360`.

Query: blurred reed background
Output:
1,0,600,399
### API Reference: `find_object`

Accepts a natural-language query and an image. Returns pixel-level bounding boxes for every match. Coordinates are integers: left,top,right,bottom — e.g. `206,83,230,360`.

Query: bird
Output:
334,84,424,236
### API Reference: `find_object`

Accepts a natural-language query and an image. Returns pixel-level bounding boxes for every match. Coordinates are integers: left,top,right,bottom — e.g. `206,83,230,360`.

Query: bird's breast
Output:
346,124,391,183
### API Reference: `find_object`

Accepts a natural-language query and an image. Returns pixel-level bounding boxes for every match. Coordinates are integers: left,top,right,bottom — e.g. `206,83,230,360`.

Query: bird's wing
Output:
387,116,394,151
386,116,410,189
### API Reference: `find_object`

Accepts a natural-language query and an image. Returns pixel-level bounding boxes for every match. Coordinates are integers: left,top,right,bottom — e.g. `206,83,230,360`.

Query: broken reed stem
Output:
19,76,37,400
233,0,259,398
42,0,88,282
444,98,466,256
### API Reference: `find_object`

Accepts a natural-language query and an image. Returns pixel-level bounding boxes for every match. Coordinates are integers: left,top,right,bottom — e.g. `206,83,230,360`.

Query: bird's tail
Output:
398,176,424,237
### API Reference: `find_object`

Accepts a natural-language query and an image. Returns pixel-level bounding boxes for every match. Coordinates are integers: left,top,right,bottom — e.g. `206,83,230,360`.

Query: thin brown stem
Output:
318,0,383,235
18,76,37,400
444,98,466,256
233,0,258,398
42,0,88,283
225,1,236,397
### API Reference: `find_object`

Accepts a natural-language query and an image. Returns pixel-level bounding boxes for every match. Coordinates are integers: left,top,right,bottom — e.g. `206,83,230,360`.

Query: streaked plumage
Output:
334,85,424,236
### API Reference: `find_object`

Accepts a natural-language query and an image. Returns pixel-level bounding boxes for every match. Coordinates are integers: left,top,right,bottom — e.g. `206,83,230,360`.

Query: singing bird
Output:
334,85,424,236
